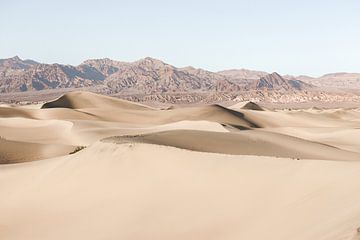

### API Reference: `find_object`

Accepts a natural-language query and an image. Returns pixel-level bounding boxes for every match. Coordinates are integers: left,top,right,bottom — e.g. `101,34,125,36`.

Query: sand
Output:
0,91,360,239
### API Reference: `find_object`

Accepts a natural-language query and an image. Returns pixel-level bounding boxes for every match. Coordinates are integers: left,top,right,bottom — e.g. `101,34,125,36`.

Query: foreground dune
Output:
105,129,360,161
0,138,76,164
0,91,360,239
1,142,360,240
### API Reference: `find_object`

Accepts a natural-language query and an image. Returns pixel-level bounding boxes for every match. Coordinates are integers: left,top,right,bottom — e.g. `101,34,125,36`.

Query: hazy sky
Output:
1,0,359,76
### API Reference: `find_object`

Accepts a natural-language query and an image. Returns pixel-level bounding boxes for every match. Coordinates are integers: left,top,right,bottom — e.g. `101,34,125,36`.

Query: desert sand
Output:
1,91,360,240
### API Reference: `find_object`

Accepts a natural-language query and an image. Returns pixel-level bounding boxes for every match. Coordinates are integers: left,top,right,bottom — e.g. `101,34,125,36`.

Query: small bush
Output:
69,146,86,154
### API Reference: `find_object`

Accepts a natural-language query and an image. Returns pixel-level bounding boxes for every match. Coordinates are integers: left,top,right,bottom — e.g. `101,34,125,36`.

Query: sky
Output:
1,0,359,77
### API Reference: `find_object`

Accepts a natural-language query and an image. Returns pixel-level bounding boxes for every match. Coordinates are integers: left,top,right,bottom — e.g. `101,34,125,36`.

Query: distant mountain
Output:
218,69,268,80
103,57,242,94
0,56,38,70
283,74,315,82
2,56,358,96
0,56,241,93
306,73,360,89
283,72,360,90
0,56,104,92
252,72,313,91
80,58,127,77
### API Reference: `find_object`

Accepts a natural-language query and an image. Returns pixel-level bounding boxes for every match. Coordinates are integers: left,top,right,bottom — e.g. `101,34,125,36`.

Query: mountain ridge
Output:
0,56,319,94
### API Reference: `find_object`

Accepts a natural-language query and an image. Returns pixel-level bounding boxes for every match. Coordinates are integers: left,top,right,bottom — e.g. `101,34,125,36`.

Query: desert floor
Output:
1,91,360,240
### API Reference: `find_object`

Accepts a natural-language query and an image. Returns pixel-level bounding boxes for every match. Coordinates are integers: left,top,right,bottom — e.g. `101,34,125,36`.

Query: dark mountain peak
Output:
0,56,40,65
258,72,287,87
0,56,22,64
0,56,39,70
10,55,22,61
254,72,311,91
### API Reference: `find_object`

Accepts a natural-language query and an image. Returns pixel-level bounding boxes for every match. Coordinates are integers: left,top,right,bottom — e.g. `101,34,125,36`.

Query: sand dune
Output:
0,138,76,164
1,142,360,240
263,127,360,153
1,93,262,129
0,91,360,240
78,104,261,128
0,106,101,121
1,91,359,162
42,91,153,110
71,120,229,145
105,129,360,161
0,117,74,144
229,101,265,111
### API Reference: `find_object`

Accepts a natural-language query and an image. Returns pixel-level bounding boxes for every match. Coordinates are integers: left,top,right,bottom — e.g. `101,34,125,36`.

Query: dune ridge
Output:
41,91,154,110
104,129,360,161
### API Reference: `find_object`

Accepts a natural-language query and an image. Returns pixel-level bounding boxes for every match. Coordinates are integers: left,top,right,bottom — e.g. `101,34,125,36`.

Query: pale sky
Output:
1,0,359,76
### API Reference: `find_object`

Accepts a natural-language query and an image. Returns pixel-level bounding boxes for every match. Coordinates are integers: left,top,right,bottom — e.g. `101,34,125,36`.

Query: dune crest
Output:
41,91,153,110
104,130,360,161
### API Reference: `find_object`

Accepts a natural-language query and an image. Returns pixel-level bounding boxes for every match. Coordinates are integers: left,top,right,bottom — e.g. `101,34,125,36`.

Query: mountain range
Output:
1,56,359,104
0,56,316,93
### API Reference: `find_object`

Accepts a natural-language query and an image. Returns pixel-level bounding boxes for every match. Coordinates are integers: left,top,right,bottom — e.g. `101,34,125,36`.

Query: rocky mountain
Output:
0,56,38,70
105,58,243,94
217,69,269,88
283,73,360,90
304,73,360,89
80,58,127,77
0,56,242,94
2,56,358,97
0,56,105,92
251,72,313,91
218,69,268,80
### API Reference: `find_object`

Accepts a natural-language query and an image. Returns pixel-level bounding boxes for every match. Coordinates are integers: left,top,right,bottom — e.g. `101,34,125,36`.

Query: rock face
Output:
0,56,104,93
252,72,313,91
103,57,241,94
0,56,316,94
